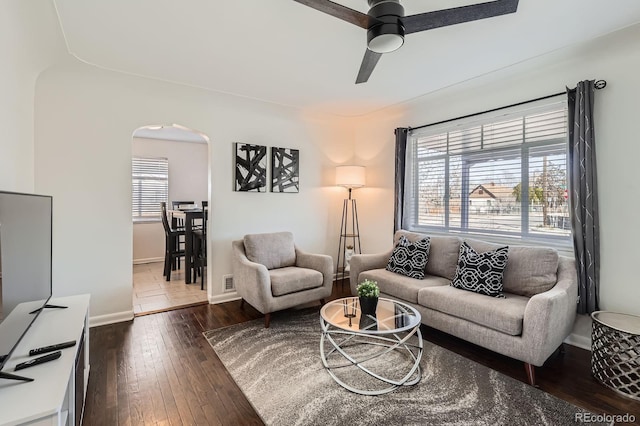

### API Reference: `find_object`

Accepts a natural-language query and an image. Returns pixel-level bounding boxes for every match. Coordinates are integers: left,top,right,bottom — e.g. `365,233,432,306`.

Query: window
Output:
404,96,570,245
132,157,169,221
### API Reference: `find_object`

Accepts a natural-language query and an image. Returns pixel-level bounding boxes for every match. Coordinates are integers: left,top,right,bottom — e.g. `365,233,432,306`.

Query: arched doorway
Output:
131,124,211,315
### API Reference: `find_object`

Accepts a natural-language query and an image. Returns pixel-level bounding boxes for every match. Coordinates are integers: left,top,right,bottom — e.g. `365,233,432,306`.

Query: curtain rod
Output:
408,79,607,132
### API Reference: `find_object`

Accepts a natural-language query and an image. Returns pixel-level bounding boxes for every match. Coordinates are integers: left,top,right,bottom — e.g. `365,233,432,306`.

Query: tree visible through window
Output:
132,157,169,221
404,97,570,244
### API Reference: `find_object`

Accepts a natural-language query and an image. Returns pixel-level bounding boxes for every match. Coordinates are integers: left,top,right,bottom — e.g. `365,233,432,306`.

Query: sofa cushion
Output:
465,239,559,297
269,267,323,296
451,242,509,298
244,231,296,270
386,235,430,279
359,268,449,304
394,230,460,280
418,286,529,335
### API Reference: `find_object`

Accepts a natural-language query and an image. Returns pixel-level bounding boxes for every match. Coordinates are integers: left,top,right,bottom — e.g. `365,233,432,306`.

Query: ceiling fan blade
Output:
293,0,379,29
355,49,383,84
402,0,519,35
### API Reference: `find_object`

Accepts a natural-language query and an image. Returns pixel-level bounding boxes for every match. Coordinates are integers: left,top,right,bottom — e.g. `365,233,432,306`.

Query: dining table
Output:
168,207,207,284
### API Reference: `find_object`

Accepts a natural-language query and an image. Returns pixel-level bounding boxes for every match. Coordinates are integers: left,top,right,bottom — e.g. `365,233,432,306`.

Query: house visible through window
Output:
132,157,169,221
404,95,570,246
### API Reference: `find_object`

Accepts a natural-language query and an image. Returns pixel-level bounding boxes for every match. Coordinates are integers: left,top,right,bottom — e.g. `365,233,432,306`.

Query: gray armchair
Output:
231,232,333,327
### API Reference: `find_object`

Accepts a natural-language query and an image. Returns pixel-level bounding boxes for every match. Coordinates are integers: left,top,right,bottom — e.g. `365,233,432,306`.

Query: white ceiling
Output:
53,0,640,116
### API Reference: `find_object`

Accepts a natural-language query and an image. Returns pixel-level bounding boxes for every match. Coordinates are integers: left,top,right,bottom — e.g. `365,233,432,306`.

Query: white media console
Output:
0,295,90,426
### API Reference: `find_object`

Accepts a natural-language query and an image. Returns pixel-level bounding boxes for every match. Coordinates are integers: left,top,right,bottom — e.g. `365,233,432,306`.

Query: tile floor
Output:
133,261,208,315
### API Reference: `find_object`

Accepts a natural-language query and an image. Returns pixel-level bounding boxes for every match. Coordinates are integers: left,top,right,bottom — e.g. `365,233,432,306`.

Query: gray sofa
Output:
349,230,578,385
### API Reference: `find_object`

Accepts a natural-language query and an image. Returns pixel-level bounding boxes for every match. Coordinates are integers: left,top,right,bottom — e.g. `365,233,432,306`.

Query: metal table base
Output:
320,313,423,395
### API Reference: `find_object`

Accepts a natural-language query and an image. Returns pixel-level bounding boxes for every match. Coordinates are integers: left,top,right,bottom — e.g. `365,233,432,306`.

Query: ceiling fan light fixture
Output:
367,24,404,53
294,0,520,84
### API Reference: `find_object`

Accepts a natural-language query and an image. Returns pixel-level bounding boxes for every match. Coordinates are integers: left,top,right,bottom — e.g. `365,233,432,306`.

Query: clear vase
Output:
344,248,354,272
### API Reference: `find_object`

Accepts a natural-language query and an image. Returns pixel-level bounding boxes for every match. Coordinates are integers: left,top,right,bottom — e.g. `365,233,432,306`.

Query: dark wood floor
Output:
83,282,640,425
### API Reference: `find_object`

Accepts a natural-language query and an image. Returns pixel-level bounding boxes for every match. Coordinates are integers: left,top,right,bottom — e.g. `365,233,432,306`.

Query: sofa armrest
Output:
231,240,272,314
349,249,393,295
295,247,333,292
521,256,578,365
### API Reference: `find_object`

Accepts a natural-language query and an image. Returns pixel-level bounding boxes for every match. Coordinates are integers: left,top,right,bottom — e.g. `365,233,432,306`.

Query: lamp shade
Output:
336,166,366,188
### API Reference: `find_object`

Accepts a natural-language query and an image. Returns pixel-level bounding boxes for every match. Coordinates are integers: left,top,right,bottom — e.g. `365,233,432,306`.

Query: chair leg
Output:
524,363,536,386
200,264,205,290
164,253,172,281
240,299,245,309
163,252,169,277
264,313,271,328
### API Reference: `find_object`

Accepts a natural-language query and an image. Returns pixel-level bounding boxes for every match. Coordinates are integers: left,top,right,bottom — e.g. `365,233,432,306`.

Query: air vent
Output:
223,274,234,292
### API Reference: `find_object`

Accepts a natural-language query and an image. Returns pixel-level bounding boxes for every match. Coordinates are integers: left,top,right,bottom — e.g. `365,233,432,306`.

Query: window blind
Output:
132,157,169,221
404,95,570,246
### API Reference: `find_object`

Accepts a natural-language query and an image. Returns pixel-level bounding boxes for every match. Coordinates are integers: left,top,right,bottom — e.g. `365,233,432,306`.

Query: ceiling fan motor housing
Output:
367,0,405,53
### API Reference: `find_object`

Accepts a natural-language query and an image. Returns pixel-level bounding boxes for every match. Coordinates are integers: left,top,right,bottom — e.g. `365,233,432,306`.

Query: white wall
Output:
352,24,640,317
34,59,352,323
0,0,66,192
18,0,639,328
132,137,208,262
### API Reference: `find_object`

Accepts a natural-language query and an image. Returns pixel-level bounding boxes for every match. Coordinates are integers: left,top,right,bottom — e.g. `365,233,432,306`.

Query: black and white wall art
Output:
235,143,267,192
271,147,300,193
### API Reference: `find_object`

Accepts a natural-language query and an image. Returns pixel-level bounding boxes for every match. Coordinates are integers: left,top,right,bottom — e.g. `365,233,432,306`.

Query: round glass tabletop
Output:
320,297,421,335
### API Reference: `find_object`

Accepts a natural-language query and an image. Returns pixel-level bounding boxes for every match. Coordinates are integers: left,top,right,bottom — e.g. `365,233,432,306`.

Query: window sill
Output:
133,218,161,224
406,227,574,257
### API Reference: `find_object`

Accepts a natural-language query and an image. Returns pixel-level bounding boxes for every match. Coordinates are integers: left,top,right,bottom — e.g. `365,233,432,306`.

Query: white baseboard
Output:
208,292,241,304
89,310,134,327
564,333,591,351
133,257,163,265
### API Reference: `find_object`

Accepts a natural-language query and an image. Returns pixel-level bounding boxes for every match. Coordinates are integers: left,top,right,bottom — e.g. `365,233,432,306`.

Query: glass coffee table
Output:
320,297,423,395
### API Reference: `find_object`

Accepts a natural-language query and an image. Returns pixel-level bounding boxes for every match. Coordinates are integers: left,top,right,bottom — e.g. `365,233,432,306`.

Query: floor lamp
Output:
335,165,366,287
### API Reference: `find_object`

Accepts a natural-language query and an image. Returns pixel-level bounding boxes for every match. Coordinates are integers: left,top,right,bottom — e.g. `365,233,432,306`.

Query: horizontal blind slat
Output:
132,157,169,220
404,96,570,246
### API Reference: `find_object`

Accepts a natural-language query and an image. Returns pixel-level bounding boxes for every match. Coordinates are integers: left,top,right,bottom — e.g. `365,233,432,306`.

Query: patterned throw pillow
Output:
451,242,509,298
386,235,431,279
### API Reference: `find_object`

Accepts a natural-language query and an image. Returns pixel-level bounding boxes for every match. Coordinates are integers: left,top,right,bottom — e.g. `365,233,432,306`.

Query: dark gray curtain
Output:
567,80,600,314
394,128,409,232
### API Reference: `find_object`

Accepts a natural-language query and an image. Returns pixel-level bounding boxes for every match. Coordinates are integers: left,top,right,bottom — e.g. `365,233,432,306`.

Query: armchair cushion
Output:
270,267,323,297
244,231,296,270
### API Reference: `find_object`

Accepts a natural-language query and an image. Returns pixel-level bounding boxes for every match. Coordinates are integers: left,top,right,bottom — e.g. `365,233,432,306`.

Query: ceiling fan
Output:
294,0,520,84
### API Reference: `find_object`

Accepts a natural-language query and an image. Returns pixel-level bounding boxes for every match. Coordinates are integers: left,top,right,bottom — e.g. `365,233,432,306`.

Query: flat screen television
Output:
0,191,53,381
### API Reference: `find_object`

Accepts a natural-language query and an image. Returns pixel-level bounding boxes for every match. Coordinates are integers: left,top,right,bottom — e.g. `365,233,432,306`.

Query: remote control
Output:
29,340,76,356
14,351,62,371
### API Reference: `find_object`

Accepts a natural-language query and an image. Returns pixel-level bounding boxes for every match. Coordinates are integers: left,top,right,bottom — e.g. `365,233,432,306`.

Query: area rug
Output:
204,309,604,426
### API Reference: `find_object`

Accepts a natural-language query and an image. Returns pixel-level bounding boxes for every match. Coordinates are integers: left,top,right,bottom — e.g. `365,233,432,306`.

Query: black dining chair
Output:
192,201,208,289
171,200,195,209
170,200,195,228
161,202,186,281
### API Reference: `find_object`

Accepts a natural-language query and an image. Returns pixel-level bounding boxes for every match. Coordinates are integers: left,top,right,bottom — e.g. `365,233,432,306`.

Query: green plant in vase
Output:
356,279,379,315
